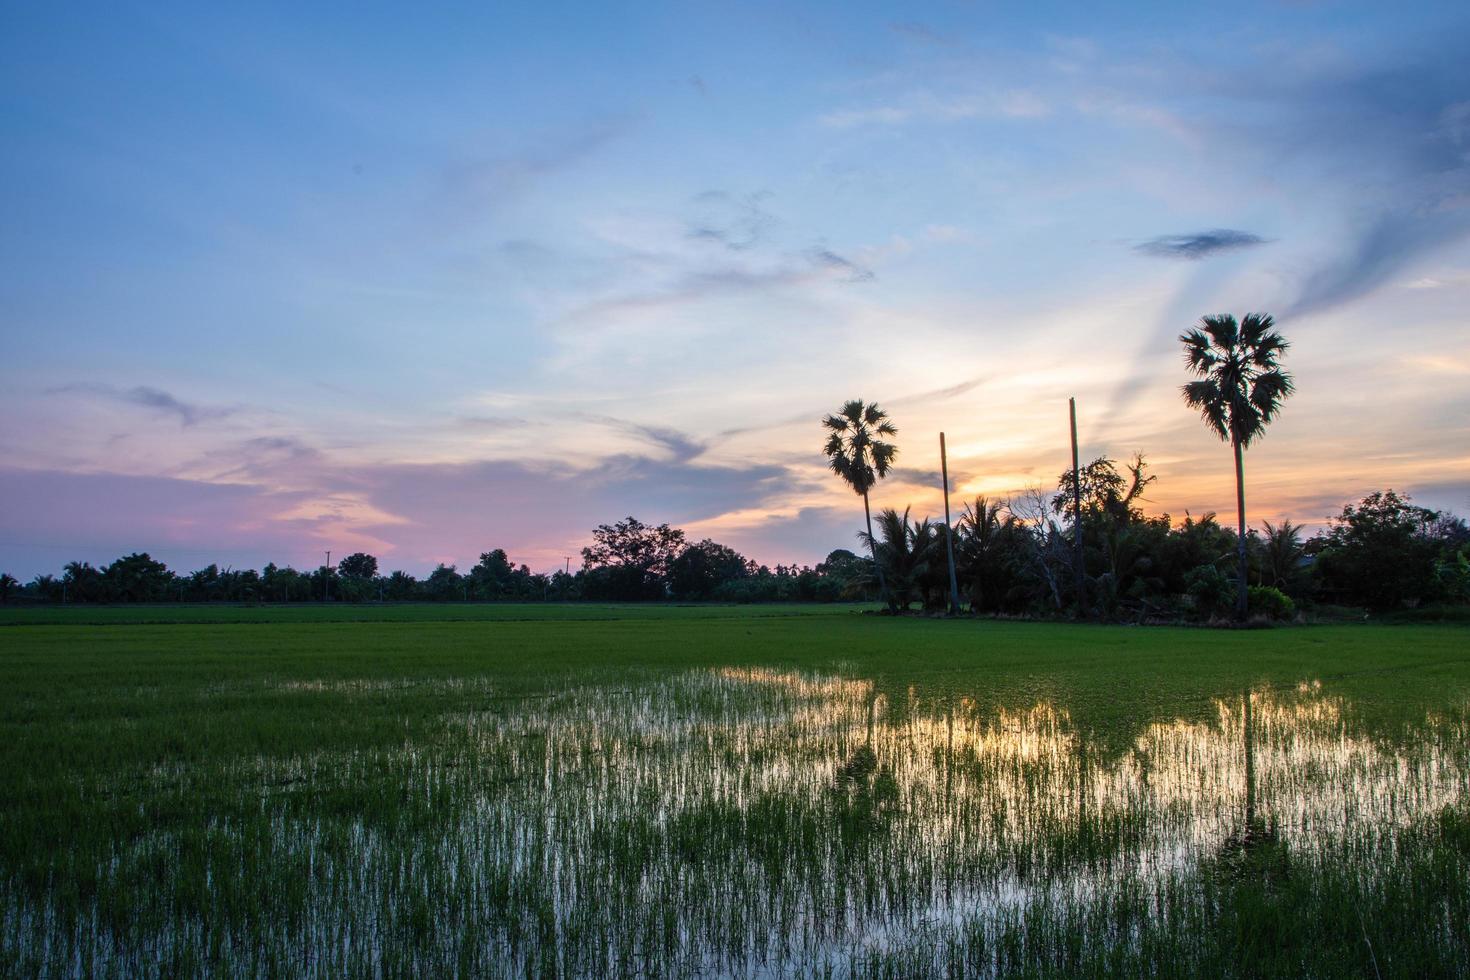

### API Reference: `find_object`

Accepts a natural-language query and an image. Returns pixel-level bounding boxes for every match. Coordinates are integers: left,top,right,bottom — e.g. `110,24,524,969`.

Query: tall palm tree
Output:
1180,313,1294,620
822,399,898,607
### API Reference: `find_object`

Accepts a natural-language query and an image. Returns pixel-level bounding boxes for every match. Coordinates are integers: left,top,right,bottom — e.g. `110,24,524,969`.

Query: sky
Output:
2,1,1469,579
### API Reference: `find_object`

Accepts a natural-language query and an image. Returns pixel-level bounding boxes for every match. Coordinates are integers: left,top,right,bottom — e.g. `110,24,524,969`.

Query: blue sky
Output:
2,1,1468,577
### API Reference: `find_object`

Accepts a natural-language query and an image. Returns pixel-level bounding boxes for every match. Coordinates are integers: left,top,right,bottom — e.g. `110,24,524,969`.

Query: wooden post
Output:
940,432,961,614
1069,398,1085,617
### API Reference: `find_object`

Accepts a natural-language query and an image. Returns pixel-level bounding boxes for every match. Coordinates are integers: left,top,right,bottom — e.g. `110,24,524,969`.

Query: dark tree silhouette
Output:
668,539,750,600
1260,519,1305,594
581,517,686,600
105,552,171,602
1180,313,1293,619
862,506,937,611
337,552,378,580
822,399,898,608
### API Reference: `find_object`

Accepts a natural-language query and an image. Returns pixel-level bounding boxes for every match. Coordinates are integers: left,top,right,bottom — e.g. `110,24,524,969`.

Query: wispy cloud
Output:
441,116,634,210
1286,209,1470,317
48,384,235,428
1238,42,1470,314
559,248,874,328
819,89,1050,128
578,415,707,463
686,190,776,251
1134,229,1270,260
888,22,951,47
895,375,987,406
807,247,875,282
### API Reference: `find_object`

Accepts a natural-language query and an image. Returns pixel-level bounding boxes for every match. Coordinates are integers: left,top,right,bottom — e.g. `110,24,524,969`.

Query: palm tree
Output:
861,506,936,611
1260,519,1304,593
958,496,1021,612
1180,313,1294,620
823,399,898,607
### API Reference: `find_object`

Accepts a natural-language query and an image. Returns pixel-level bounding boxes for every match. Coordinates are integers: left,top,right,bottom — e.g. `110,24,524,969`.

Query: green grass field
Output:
2,604,1467,976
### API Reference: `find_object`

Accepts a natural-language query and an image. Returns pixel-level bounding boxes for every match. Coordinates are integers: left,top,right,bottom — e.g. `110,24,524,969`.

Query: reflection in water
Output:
9,668,1468,975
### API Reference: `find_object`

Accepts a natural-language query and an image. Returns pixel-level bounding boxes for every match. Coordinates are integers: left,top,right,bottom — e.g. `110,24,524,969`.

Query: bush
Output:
1185,564,1236,619
1248,585,1295,621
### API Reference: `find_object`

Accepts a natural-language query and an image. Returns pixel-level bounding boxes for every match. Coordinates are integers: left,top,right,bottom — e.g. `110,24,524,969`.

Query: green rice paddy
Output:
2,605,1467,976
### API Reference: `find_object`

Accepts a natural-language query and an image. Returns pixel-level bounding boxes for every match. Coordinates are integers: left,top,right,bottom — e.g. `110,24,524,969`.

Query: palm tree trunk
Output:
863,491,890,609
1234,435,1248,621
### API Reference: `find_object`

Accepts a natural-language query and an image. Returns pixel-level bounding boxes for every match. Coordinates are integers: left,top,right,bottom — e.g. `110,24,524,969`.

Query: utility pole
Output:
940,432,961,615
324,550,331,602
1069,398,1085,618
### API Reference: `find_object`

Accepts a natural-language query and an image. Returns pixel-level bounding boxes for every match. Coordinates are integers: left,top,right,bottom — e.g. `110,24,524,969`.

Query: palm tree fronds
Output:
1182,380,1229,440
1200,314,1239,350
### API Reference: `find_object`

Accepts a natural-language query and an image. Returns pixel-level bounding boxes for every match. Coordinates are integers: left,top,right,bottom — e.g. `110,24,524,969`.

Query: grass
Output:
1,604,1467,976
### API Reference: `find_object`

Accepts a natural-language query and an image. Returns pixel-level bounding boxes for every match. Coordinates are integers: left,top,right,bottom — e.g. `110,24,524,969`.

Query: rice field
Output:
1,605,1467,977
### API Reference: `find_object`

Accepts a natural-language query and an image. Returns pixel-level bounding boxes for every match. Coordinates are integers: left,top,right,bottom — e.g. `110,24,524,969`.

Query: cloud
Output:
346,452,801,567
1286,209,1470,317
560,248,874,327
47,384,235,427
1243,42,1470,315
578,415,707,463
807,247,875,282
819,89,1050,128
888,22,951,46
441,116,633,210
1134,229,1270,260
686,190,777,251
688,505,875,566
455,415,534,430
0,437,808,578
0,467,319,575
896,374,987,406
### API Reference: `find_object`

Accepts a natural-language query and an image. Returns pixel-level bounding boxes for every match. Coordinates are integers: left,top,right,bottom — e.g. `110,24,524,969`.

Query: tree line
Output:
821,313,1469,620
4,316,1465,617
870,468,1468,619
0,521,878,606
2,482,1464,615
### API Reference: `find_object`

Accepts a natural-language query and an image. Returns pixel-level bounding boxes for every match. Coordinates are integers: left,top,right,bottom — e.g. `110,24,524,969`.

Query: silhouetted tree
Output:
1009,487,1071,612
469,549,516,599
955,496,1028,612
822,399,898,608
1053,454,1154,525
1180,313,1293,619
581,517,686,600
29,574,62,602
383,570,419,602
104,552,171,602
1260,520,1307,596
862,507,936,611
668,539,750,600
1314,490,1446,609
338,552,378,580
63,561,104,602
814,549,874,601
422,564,463,601
0,573,16,603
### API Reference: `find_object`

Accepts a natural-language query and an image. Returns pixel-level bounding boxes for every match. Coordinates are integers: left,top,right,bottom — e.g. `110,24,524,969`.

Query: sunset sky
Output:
3,1,1468,578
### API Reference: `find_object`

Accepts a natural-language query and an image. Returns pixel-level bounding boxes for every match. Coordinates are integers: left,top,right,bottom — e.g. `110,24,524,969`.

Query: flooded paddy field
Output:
1,606,1467,977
